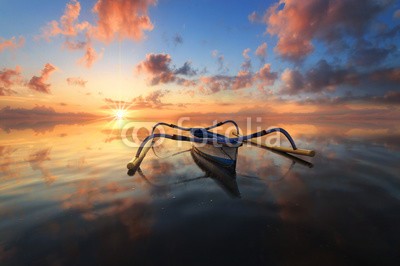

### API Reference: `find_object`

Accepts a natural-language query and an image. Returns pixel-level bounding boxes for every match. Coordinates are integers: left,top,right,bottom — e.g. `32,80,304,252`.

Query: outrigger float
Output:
127,120,315,175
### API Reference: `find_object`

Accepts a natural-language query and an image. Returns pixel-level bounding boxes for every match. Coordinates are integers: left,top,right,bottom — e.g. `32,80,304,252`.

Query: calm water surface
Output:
1,119,399,265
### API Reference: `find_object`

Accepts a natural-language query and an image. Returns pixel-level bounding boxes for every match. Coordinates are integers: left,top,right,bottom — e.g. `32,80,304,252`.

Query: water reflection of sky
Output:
1,119,400,265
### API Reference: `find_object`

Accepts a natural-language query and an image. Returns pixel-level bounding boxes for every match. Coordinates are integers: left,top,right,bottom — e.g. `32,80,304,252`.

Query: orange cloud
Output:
43,0,88,38
0,36,25,53
264,0,392,62
92,0,156,43
66,77,87,87
79,45,99,68
255,42,267,61
255,63,278,89
0,66,22,96
232,71,253,90
41,0,157,68
103,89,171,110
27,63,57,94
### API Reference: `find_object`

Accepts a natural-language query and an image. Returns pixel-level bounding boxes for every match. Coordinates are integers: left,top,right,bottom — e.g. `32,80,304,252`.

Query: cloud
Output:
66,77,87,87
0,66,22,96
280,60,400,95
280,60,358,94
135,53,278,94
211,50,228,72
79,45,99,68
370,67,400,83
299,90,400,105
198,75,233,94
255,63,278,89
0,106,99,124
103,89,171,109
174,62,197,76
92,0,156,43
255,42,267,61
27,63,57,94
242,48,251,60
135,53,196,86
232,71,253,90
394,9,400,19
348,43,396,67
264,0,393,62
42,0,86,38
136,53,174,85
280,68,305,95
241,48,251,71
173,34,183,46
42,0,156,67
41,0,97,68
376,24,400,39
64,39,87,50
199,63,278,94
248,11,261,23
0,36,25,53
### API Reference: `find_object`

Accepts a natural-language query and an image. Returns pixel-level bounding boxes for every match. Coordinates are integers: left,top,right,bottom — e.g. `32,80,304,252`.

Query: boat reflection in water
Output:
128,143,241,198
128,139,314,199
191,145,240,198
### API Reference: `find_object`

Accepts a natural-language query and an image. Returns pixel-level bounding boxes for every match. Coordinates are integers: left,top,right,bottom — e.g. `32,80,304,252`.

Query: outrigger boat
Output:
127,120,315,174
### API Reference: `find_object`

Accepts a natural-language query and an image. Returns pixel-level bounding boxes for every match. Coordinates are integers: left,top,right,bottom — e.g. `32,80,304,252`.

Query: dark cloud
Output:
136,53,174,85
281,60,359,94
370,67,400,83
299,90,400,105
135,53,278,94
280,60,400,95
173,34,183,46
376,24,400,39
174,62,197,76
135,53,196,86
27,63,57,94
348,40,397,67
394,9,400,19
199,64,278,93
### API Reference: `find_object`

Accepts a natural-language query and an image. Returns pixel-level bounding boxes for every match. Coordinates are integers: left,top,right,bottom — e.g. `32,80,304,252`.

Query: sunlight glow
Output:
115,109,125,120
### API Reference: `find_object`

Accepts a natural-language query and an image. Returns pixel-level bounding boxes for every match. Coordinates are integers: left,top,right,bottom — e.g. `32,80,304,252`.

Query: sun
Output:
115,109,126,120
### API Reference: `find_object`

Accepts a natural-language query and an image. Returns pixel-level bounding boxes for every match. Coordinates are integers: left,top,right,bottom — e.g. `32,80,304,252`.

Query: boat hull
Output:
192,143,238,167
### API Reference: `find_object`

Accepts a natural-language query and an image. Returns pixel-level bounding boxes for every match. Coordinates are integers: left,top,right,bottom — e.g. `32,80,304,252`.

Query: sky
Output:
1,0,400,121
